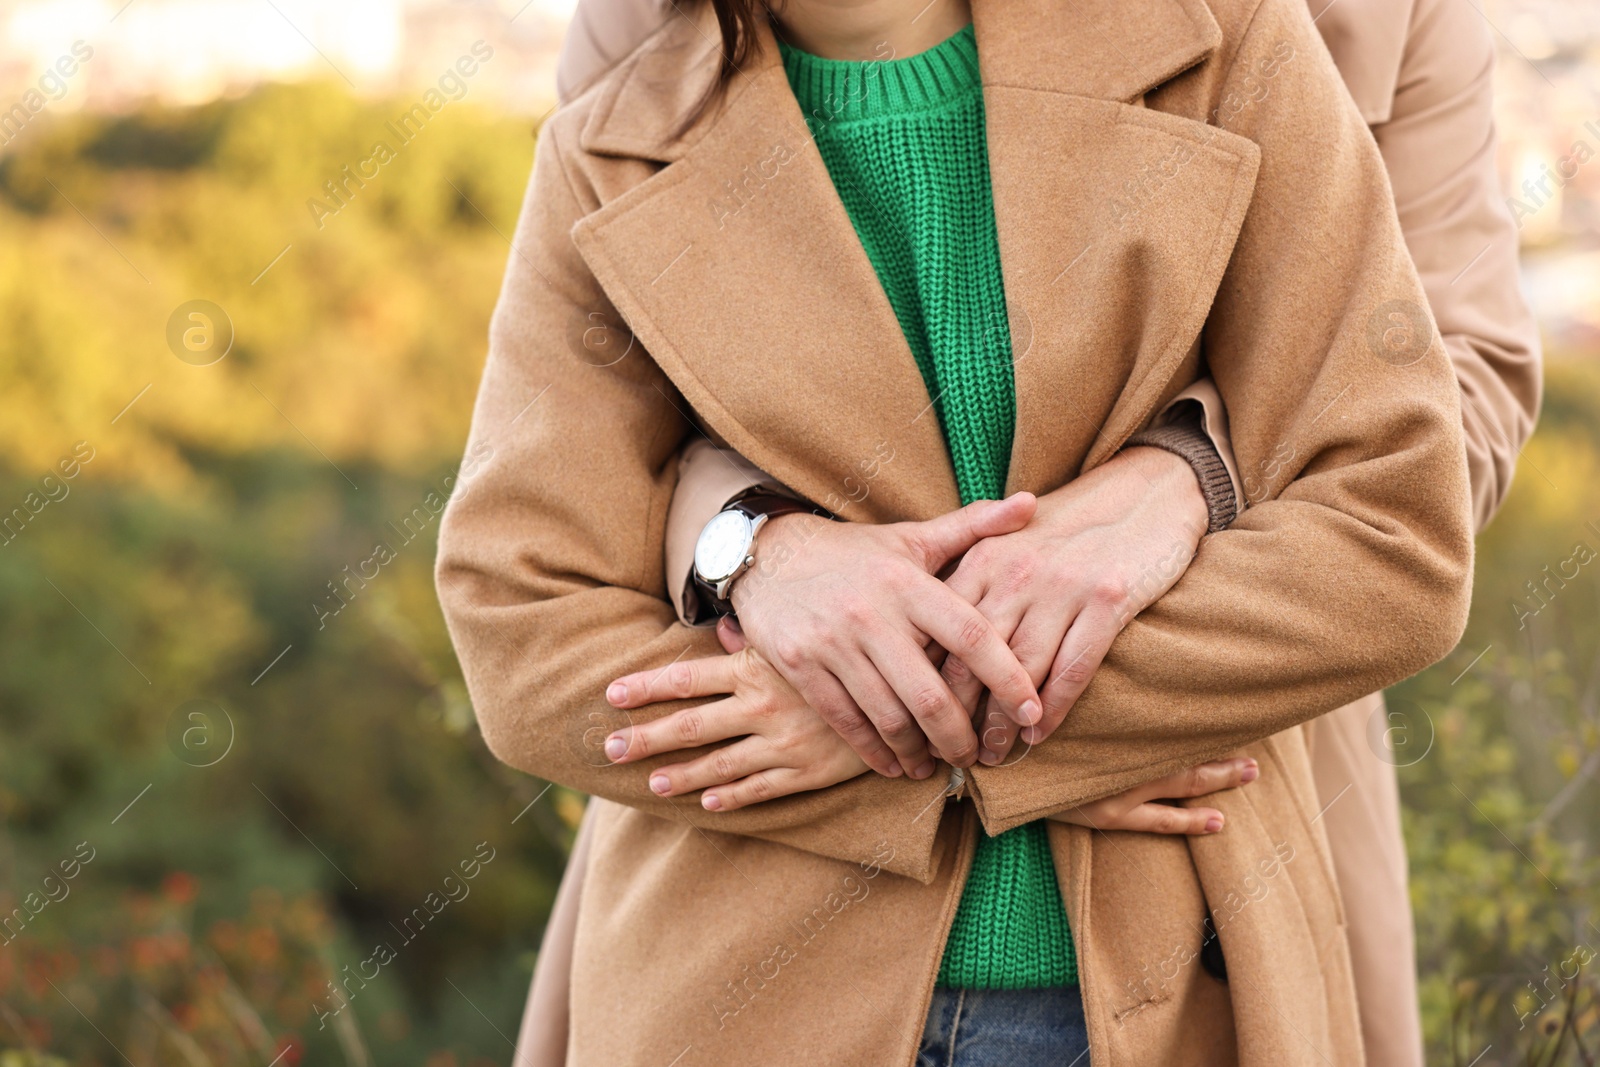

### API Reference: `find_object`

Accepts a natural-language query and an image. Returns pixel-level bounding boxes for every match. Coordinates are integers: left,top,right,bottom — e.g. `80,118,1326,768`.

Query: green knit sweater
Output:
781,25,1077,988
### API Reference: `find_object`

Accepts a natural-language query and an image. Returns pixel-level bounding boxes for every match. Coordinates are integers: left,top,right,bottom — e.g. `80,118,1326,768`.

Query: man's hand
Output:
728,494,1044,781
940,447,1209,763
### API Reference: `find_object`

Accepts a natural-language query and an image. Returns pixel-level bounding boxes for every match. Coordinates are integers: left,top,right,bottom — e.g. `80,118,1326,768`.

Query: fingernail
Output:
1019,699,1041,725
1021,726,1041,745
884,762,904,778
1240,762,1259,784
606,682,628,705
913,760,935,780
604,736,627,761
649,774,671,795
702,793,721,811
979,749,1001,766
1205,816,1223,833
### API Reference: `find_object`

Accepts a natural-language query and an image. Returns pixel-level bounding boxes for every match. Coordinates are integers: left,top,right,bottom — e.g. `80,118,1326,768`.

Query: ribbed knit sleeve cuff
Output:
1124,409,1238,533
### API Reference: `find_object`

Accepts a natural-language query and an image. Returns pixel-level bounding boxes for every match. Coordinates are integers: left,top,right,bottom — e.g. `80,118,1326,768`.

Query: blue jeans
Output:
916,986,1090,1067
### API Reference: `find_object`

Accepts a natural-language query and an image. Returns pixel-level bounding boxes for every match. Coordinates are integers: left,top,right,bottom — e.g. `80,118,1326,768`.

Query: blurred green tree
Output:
0,83,578,1066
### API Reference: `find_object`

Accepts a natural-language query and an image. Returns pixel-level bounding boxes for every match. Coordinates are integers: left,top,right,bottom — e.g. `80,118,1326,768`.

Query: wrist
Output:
762,510,829,540
695,493,817,616
1119,445,1208,534
1121,409,1237,533
727,511,828,614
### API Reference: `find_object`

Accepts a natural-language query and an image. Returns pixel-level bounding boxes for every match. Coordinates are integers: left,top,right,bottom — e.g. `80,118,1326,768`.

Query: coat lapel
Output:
572,0,1261,519
976,0,1261,496
573,9,958,523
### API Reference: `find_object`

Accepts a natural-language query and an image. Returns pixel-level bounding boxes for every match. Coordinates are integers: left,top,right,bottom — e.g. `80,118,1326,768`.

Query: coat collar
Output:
571,0,1259,523
580,0,1225,163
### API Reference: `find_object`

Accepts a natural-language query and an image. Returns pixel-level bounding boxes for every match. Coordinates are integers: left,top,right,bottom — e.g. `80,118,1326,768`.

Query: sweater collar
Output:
780,23,982,127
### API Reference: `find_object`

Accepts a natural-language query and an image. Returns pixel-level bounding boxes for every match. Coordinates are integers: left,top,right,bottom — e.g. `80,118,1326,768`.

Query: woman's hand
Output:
601,618,869,812
726,494,1044,781
1047,757,1259,835
941,447,1209,763
603,617,1260,828
602,618,1261,831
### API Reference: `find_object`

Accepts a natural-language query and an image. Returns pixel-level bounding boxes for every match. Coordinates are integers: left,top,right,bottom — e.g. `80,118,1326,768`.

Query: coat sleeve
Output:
1376,0,1541,530
967,0,1477,833
434,126,950,881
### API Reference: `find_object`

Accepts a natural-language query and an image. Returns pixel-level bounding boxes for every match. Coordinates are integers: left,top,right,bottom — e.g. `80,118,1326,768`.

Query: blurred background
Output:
0,0,1596,1064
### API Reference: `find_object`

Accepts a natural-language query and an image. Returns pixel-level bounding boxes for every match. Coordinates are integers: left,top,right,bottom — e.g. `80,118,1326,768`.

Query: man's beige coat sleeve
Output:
1375,0,1540,529
555,0,670,103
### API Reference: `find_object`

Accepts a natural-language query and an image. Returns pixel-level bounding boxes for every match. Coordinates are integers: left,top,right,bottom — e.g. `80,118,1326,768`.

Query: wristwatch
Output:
691,491,810,616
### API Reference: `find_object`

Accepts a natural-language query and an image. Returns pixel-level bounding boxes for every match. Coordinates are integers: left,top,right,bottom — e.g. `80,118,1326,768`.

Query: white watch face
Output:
695,510,756,584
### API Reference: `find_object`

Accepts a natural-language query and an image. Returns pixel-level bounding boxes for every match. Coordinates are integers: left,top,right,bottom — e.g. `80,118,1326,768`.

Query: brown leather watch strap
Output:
726,489,814,523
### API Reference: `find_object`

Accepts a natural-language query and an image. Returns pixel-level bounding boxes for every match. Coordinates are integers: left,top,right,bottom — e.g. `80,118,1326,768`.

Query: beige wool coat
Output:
434,0,1480,1063
524,0,1543,1063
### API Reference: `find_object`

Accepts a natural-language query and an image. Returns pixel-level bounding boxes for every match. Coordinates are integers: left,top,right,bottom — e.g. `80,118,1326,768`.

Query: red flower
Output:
163,871,199,905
